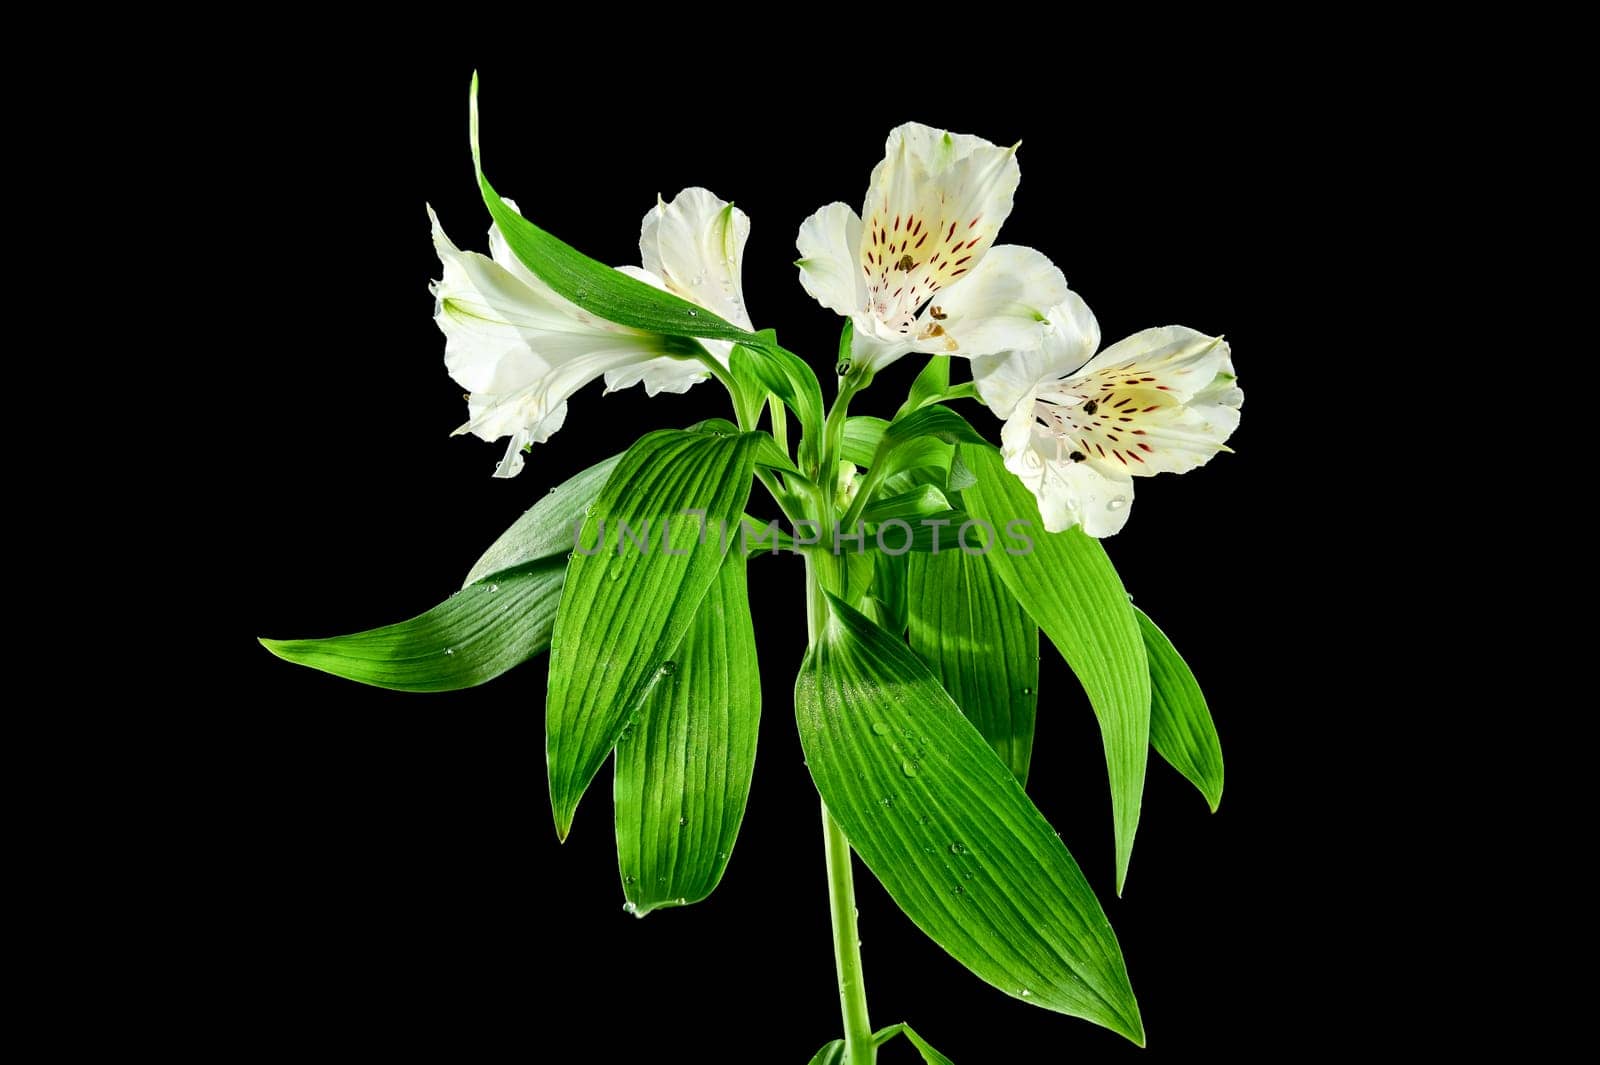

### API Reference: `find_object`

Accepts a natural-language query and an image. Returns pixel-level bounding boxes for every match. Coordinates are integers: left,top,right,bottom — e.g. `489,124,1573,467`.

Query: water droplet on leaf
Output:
660,661,677,676
678,815,689,827
949,841,967,855
443,648,454,656
871,722,891,736
901,760,919,777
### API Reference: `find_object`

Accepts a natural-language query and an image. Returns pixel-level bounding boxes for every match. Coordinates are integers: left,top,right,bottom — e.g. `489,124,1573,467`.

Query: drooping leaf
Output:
807,1040,845,1065
463,454,621,586
907,549,1039,784
260,557,564,693
546,429,757,839
796,593,1143,1045
874,1023,956,1064
959,444,1150,894
469,74,753,344
1136,607,1224,812
614,555,759,915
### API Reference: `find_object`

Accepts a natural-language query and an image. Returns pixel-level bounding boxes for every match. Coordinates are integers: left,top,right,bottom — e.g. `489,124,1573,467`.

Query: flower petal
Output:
1051,328,1240,476
430,207,669,471
796,202,867,317
600,265,711,395
971,290,1100,418
1001,405,1135,537
857,123,1021,338
914,245,1070,360
640,187,753,329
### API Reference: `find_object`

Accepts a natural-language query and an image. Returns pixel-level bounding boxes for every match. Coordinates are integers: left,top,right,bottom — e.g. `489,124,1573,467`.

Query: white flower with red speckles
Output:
431,189,752,478
973,291,1243,537
794,122,1067,375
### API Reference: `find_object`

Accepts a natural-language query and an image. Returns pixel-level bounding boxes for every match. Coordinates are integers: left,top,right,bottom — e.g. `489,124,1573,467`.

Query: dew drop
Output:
624,874,636,886
678,815,689,827
489,584,500,593
1021,687,1032,696
1108,497,1128,511
687,309,699,317
952,885,965,896
660,660,678,676
443,648,454,656
1020,988,1033,998
871,722,891,736
547,487,558,495
901,760,920,777
622,901,638,915
835,359,852,376
918,815,932,825
675,896,687,905
880,795,894,808
949,841,967,855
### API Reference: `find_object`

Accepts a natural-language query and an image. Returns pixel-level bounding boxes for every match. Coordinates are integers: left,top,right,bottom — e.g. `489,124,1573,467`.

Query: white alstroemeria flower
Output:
430,189,751,478
795,122,1067,374
973,292,1242,537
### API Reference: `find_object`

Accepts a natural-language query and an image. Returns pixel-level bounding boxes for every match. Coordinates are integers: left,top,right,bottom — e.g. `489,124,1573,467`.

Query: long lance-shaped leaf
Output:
463,454,622,586
469,74,753,344
260,557,564,692
614,554,760,915
959,443,1150,895
907,549,1039,784
547,429,756,839
796,593,1143,1045
1137,607,1224,812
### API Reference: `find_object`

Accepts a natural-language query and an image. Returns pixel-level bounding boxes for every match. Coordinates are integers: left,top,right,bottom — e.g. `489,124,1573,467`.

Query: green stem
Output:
806,554,874,1064
823,802,874,1065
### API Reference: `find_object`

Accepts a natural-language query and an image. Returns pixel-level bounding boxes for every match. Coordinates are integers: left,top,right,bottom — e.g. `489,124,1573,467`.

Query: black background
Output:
233,58,1356,1061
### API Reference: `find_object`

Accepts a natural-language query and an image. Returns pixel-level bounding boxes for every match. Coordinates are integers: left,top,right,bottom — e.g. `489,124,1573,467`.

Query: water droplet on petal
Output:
1108,497,1127,511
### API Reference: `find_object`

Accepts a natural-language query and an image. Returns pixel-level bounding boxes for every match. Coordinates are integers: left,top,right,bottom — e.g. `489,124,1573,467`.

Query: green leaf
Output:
874,1023,956,1064
546,429,758,839
863,512,972,554
841,416,889,467
691,419,799,478
895,356,952,419
1136,607,1224,812
796,593,1143,1045
730,342,825,462
907,549,1038,784
463,454,621,587
860,485,951,524
959,444,1150,894
260,557,564,693
806,1040,845,1065
869,549,909,636
469,74,753,344
614,555,759,915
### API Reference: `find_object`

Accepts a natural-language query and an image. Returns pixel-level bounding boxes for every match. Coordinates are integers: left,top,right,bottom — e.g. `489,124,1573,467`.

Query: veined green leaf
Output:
796,593,1143,1044
861,485,951,524
959,444,1149,894
842,416,889,467
1137,607,1224,812
730,342,824,461
690,418,799,478
546,429,757,839
869,548,909,636
908,549,1039,784
614,555,759,915
463,454,621,587
469,75,753,344
895,356,952,419
863,512,972,554
260,557,564,693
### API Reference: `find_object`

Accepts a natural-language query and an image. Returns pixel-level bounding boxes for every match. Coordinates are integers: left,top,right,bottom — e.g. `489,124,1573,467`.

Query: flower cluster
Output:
430,123,1241,535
